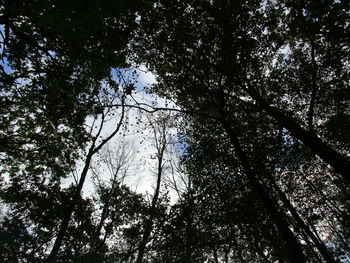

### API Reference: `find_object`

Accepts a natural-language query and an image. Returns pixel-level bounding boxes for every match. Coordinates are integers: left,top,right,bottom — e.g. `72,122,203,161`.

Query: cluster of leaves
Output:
0,181,146,262
0,0,349,262
0,0,140,178
0,1,149,262
131,0,350,262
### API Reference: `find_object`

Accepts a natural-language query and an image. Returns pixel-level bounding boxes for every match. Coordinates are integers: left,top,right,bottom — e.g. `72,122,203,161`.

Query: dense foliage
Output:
0,0,349,262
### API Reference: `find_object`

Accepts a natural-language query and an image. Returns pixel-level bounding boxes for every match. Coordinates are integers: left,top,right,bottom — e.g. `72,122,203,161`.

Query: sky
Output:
0,26,12,74
70,65,187,204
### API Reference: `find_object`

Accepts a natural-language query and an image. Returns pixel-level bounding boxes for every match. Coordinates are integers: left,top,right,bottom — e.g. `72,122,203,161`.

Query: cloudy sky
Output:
74,65,186,203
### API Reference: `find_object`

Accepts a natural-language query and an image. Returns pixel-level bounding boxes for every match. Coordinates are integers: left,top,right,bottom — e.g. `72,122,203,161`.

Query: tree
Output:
87,142,144,262
0,0,141,178
135,0,349,180
136,112,175,263
133,0,349,261
0,2,147,261
46,86,127,262
1,0,349,262
0,182,96,262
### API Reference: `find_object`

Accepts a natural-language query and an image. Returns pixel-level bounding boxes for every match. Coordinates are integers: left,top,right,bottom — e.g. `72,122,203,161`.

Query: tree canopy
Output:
0,0,349,262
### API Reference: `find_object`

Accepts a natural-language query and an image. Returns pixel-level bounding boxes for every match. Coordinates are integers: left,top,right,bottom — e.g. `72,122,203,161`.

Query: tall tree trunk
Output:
308,39,318,133
47,149,94,263
89,194,111,254
47,100,125,263
220,116,307,263
135,125,167,263
245,86,350,183
185,183,193,263
266,172,338,263
90,170,120,253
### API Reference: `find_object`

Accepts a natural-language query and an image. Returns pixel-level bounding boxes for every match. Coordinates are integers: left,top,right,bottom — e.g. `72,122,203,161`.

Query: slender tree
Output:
136,113,174,263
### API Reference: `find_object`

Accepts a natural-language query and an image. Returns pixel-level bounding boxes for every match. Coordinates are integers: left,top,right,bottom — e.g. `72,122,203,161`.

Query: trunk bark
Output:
308,39,318,133
47,149,94,263
47,100,125,263
266,173,338,263
220,116,307,263
135,132,166,263
246,87,350,183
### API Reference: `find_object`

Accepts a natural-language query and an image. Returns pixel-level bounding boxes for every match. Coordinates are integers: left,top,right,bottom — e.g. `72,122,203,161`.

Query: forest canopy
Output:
0,0,349,262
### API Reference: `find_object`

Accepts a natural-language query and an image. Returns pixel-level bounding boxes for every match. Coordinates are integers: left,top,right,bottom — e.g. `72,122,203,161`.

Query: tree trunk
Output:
266,173,338,263
246,87,350,183
47,150,94,263
185,181,194,263
47,100,125,262
135,129,166,263
308,38,318,133
220,116,307,263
